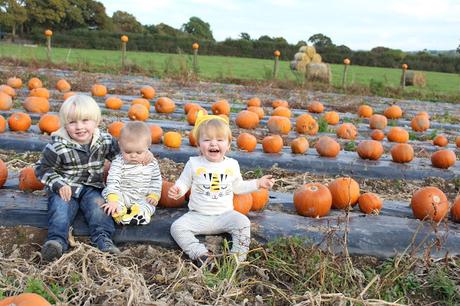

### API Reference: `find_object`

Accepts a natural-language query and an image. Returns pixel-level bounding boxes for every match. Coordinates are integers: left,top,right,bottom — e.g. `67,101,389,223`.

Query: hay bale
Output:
305,63,331,84
294,52,308,61
311,53,322,63
295,61,308,72
300,56,311,65
404,71,426,87
305,46,316,58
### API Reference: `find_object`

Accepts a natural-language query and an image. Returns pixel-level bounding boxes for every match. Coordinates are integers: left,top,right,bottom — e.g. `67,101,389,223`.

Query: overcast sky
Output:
99,0,460,51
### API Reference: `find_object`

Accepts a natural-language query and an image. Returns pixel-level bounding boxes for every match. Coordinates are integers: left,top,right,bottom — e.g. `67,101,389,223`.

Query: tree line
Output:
1,0,459,73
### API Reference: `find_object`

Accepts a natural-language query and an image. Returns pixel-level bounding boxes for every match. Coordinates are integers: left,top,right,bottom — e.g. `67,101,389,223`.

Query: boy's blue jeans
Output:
46,186,115,251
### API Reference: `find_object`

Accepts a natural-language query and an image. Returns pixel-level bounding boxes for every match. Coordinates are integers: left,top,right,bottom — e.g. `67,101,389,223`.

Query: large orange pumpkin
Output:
38,114,60,134
296,114,319,135
433,135,448,147
131,98,151,111
0,91,13,110
0,115,6,133
357,105,373,118
262,135,283,153
127,104,149,121
370,129,385,141
28,77,43,90
328,177,360,209
235,110,259,129
323,111,340,125
91,84,107,97
7,77,23,89
140,86,156,99
18,167,45,191
411,115,430,132
30,87,49,99
233,193,253,215
237,133,257,152
267,116,291,134
294,183,332,217
105,97,123,110
0,84,16,97
450,196,460,222
8,112,31,132
369,114,387,130
411,187,449,222
159,180,187,208
307,101,324,113
390,143,414,163
291,136,309,154
251,188,269,211
272,106,291,118
211,99,230,116
336,123,357,140
357,140,384,160
383,105,403,119
358,193,383,214
386,127,409,143
154,97,176,113
247,97,262,107
0,159,7,188
186,107,207,125
184,102,200,114
163,131,182,148
0,292,51,306
55,79,71,92
431,150,456,169
315,136,340,158
150,124,163,144
107,121,125,139
247,106,265,119
23,96,50,113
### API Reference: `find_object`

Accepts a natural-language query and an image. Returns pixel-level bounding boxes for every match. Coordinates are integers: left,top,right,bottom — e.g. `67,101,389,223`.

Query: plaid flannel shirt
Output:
35,128,119,197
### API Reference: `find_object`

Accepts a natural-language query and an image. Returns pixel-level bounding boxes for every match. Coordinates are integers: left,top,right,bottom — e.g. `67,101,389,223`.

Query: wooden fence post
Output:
273,50,280,79
121,35,128,71
44,29,52,62
192,42,199,74
401,63,408,89
342,58,351,88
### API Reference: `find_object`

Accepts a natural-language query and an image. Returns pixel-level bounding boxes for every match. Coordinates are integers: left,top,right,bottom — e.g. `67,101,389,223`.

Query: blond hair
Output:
59,95,101,126
119,121,151,146
195,118,232,143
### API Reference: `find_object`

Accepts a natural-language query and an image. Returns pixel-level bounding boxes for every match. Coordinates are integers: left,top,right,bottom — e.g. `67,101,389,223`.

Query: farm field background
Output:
1,42,460,97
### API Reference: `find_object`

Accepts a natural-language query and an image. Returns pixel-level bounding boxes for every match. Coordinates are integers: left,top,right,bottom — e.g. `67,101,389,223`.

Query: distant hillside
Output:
407,50,459,57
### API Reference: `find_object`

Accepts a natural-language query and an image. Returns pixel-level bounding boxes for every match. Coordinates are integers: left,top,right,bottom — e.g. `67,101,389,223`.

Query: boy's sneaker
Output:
41,240,63,262
96,237,121,255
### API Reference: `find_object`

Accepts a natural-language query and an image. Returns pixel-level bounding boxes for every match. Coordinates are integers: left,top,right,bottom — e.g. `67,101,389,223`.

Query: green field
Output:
1,43,459,96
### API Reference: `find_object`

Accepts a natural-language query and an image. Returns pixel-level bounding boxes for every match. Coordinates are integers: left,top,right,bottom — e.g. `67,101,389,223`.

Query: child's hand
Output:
257,175,275,189
101,201,119,216
59,185,72,202
168,185,181,200
142,150,155,165
146,197,159,206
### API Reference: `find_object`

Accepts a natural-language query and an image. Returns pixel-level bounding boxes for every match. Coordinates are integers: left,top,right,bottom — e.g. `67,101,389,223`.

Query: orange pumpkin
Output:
262,135,283,153
247,106,265,119
296,114,319,135
105,97,123,110
390,143,414,163
235,110,259,129
357,105,373,118
45,29,53,36
192,42,199,50
272,99,288,109
383,105,403,119
433,135,448,147
251,188,269,211
131,98,151,111
154,97,176,113
38,114,60,134
307,101,324,113
431,150,456,169
450,196,460,222
150,124,163,144
358,193,383,214
0,84,16,97
323,111,340,125
233,193,253,215
416,111,430,119
23,96,49,113
370,129,385,141
386,127,409,143
127,104,149,121
291,136,309,154
121,35,128,42
55,79,71,92
411,115,430,132
159,180,187,208
272,106,291,118
247,97,262,107
91,84,107,97
140,86,156,99
0,114,6,133
0,292,51,306
184,102,200,114
328,177,360,209
7,77,23,89
357,140,384,160
343,58,351,65
163,131,181,148
402,63,408,70
107,121,125,139
0,92,13,110
267,116,291,135
0,159,7,188
186,107,207,125
8,112,31,132
237,133,257,152
369,114,387,130
189,131,197,147
456,136,460,148
315,136,340,158
411,187,448,222
211,99,230,116
274,50,281,57
18,167,45,191
29,87,50,99
28,77,43,90
294,183,332,217
336,123,357,140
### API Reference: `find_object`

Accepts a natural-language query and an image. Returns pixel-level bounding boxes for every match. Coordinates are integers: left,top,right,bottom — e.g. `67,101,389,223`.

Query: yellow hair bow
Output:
192,110,229,138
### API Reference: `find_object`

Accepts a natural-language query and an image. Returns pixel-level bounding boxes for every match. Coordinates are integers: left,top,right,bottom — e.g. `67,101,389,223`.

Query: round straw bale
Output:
294,52,308,61
311,53,322,63
306,63,331,84
305,45,316,58
404,71,426,87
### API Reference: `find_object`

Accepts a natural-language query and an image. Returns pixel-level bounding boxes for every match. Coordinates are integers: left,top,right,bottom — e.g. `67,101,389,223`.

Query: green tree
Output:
112,10,143,33
24,0,70,29
257,35,273,41
240,32,251,40
0,0,27,38
85,0,112,30
308,33,334,49
181,16,214,41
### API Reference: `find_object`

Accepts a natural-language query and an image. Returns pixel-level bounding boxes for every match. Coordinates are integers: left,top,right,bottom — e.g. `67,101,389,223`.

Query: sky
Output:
99,0,460,52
